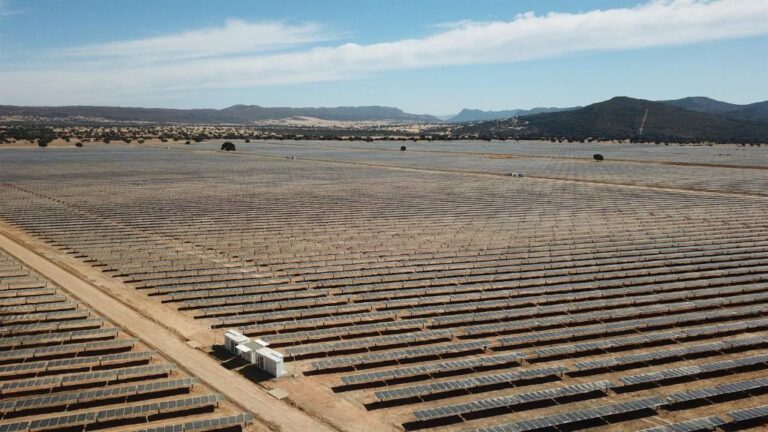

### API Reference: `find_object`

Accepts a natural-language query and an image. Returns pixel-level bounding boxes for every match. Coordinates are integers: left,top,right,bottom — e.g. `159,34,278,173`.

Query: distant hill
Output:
0,104,440,124
661,97,768,123
458,97,768,142
448,106,577,123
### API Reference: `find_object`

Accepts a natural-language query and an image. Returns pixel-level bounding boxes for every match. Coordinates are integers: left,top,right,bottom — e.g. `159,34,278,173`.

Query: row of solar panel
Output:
151,243,768,301
298,248,768,289
374,365,569,402
216,303,372,326
283,328,455,357
259,317,430,345
304,245,768,288
468,397,665,432
0,290,67,306
348,296,768,358
0,338,137,363
522,402,768,432
331,259,768,298
372,349,768,404
135,227,768,281
256,284,768,348
0,394,223,432
156,260,768,315
186,258,768,318
318,309,767,376
412,374,768,424
0,364,176,395
340,352,525,386
618,353,768,387
220,268,768,331
235,310,398,332
496,304,767,348
0,327,119,349
413,380,613,421
0,287,55,300
239,287,768,343
339,326,766,395
0,309,92,325
0,300,76,314
0,350,155,377
0,318,104,337
0,377,196,414
346,270,764,304
573,334,768,373
135,413,254,432
249,246,768,291
311,339,490,372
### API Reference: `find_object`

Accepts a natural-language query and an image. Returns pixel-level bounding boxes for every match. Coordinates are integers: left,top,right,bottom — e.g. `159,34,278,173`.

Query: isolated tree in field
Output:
593,154,604,161
221,142,236,151
400,146,407,151
38,137,52,147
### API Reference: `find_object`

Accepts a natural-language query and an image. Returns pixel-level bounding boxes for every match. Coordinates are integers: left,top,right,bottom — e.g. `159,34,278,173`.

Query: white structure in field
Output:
224,329,285,377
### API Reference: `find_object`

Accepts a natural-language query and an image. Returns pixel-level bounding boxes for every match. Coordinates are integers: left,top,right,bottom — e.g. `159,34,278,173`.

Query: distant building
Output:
224,329,285,377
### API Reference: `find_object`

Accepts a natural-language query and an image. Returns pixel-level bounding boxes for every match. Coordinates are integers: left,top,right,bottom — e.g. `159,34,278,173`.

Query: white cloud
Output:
60,19,333,62
2,0,768,105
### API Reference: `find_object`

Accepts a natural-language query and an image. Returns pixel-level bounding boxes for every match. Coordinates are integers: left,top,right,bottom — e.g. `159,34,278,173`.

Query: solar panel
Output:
312,340,489,371
728,403,768,422
340,352,524,386
619,353,768,387
0,327,119,349
465,397,664,432
375,365,568,402
0,338,138,362
666,376,768,405
1,377,197,414
285,329,455,357
570,334,767,374
0,363,176,396
135,413,253,432
413,380,613,421
261,318,430,344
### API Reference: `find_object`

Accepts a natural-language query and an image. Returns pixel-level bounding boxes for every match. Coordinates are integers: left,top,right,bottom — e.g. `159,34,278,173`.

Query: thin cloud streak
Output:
2,0,768,105
60,19,334,62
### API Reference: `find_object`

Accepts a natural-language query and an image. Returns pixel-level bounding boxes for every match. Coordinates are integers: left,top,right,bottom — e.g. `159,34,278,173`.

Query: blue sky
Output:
0,0,766,115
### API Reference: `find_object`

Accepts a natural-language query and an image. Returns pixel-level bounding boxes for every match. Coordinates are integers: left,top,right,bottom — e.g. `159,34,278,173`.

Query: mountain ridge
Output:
0,104,440,124
456,96,768,143
662,97,768,122
448,106,579,123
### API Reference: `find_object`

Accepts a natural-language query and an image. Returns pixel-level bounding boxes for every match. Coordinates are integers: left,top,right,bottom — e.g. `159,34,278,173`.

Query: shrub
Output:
221,142,236,151
400,146,407,151
75,142,83,147
593,154,604,161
